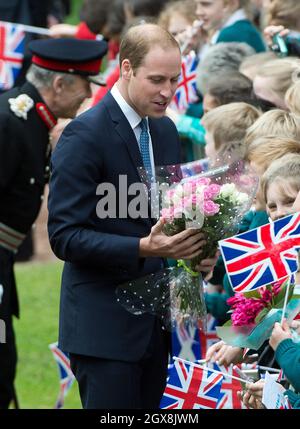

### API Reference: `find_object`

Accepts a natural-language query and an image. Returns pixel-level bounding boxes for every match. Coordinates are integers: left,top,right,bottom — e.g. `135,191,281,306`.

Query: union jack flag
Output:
0,22,25,90
160,359,223,409
171,51,199,113
198,314,219,359
219,213,300,292
172,323,201,362
210,363,246,409
49,342,75,409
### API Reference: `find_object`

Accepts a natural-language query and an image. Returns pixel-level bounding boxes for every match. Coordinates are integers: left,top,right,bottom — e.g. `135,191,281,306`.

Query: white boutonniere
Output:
9,94,34,120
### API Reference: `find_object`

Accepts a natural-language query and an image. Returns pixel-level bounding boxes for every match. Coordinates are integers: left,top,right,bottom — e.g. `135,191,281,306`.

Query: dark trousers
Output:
0,317,17,409
70,320,169,409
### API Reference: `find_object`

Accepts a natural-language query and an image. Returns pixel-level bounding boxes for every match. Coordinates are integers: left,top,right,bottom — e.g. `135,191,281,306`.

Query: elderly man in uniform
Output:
0,37,108,409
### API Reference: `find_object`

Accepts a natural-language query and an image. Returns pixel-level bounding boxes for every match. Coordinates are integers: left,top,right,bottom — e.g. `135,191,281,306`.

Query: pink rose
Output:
203,184,221,200
203,200,220,216
161,207,174,222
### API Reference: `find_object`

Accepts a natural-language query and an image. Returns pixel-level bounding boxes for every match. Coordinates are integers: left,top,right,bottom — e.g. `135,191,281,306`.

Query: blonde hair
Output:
285,81,300,117
158,0,196,30
255,57,300,101
266,0,300,30
245,109,300,147
245,136,300,169
202,102,261,158
261,153,300,202
239,52,277,81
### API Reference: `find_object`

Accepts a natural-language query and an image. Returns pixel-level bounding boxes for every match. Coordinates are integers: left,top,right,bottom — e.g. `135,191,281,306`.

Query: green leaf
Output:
243,290,261,299
273,282,295,309
255,307,269,324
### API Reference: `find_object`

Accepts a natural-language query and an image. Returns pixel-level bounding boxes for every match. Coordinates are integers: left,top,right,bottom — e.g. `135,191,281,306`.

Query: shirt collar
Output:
111,84,148,131
210,9,247,45
223,8,247,28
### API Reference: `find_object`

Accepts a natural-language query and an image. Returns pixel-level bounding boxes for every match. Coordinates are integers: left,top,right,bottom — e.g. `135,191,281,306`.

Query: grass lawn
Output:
13,261,81,409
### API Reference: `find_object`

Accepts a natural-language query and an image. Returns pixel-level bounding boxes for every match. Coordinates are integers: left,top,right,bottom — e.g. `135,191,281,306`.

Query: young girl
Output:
196,0,265,53
261,153,300,222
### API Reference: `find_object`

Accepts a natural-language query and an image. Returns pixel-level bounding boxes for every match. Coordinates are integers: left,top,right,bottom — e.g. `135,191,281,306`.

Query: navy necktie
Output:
139,118,153,183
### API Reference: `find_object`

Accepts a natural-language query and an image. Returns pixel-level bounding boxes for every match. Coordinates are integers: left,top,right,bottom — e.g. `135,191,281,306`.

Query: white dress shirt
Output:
110,84,155,179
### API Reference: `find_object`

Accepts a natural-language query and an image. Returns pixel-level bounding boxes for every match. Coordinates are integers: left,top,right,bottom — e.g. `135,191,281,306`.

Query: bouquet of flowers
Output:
217,278,300,350
116,160,258,330
161,178,251,326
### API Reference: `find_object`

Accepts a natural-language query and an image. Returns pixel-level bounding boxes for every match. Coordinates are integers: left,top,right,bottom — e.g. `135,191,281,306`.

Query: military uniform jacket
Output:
0,81,52,237
0,81,52,318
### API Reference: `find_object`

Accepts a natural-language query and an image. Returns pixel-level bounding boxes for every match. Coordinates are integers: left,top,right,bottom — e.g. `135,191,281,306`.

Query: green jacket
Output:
275,338,300,393
217,19,266,53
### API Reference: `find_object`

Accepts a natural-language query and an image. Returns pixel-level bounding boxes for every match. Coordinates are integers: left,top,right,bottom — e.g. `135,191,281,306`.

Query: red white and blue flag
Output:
171,51,199,113
0,21,25,90
172,323,201,362
198,314,219,359
160,359,223,409
219,213,300,292
211,363,245,409
49,342,75,409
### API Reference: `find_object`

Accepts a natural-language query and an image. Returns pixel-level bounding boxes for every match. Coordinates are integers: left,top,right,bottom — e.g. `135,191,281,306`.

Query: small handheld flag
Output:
49,342,75,409
0,22,25,90
219,213,300,292
171,51,199,113
160,358,223,409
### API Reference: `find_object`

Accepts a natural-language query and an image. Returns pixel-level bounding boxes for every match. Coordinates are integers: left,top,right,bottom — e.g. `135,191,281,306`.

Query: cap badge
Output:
9,94,34,120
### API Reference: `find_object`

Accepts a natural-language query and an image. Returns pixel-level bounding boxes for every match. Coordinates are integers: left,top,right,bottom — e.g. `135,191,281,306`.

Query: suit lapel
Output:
104,93,143,183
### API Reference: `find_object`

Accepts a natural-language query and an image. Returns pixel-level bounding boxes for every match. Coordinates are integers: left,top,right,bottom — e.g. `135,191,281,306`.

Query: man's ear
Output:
121,59,133,80
52,75,65,94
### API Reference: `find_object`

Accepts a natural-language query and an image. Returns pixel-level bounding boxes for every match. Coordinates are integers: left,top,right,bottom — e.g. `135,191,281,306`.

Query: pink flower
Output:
195,177,211,187
227,293,266,326
161,207,174,222
203,200,220,216
203,184,221,200
259,287,273,304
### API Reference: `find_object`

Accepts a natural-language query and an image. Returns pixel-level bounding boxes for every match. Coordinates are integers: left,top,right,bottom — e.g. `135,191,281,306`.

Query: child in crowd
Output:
207,154,300,408
245,109,300,149
240,154,300,409
201,102,261,166
195,0,265,54
253,57,300,110
285,80,300,116
206,140,300,365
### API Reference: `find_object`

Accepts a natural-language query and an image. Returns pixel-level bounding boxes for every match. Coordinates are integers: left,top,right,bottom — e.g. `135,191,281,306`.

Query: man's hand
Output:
205,340,244,366
139,218,206,260
269,319,292,351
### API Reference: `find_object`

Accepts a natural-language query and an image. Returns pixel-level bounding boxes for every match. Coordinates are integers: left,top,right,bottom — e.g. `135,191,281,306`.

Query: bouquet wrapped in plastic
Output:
116,160,258,330
216,278,300,350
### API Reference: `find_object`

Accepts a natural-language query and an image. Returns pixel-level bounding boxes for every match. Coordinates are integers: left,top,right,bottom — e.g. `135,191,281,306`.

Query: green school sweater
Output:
217,20,266,53
275,338,300,393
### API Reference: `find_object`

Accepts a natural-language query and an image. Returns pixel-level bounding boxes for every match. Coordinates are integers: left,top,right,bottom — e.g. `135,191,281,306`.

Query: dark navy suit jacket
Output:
48,92,181,362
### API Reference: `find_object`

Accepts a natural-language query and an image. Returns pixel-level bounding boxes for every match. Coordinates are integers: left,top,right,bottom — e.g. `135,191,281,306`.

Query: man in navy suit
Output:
48,23,217,409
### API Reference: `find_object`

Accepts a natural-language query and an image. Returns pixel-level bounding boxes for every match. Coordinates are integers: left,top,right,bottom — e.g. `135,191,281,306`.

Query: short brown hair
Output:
245,109,300,147
245,136,300,169
119,23,180,72
285,81,300,117
266,0,300,30
202,102,261,157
